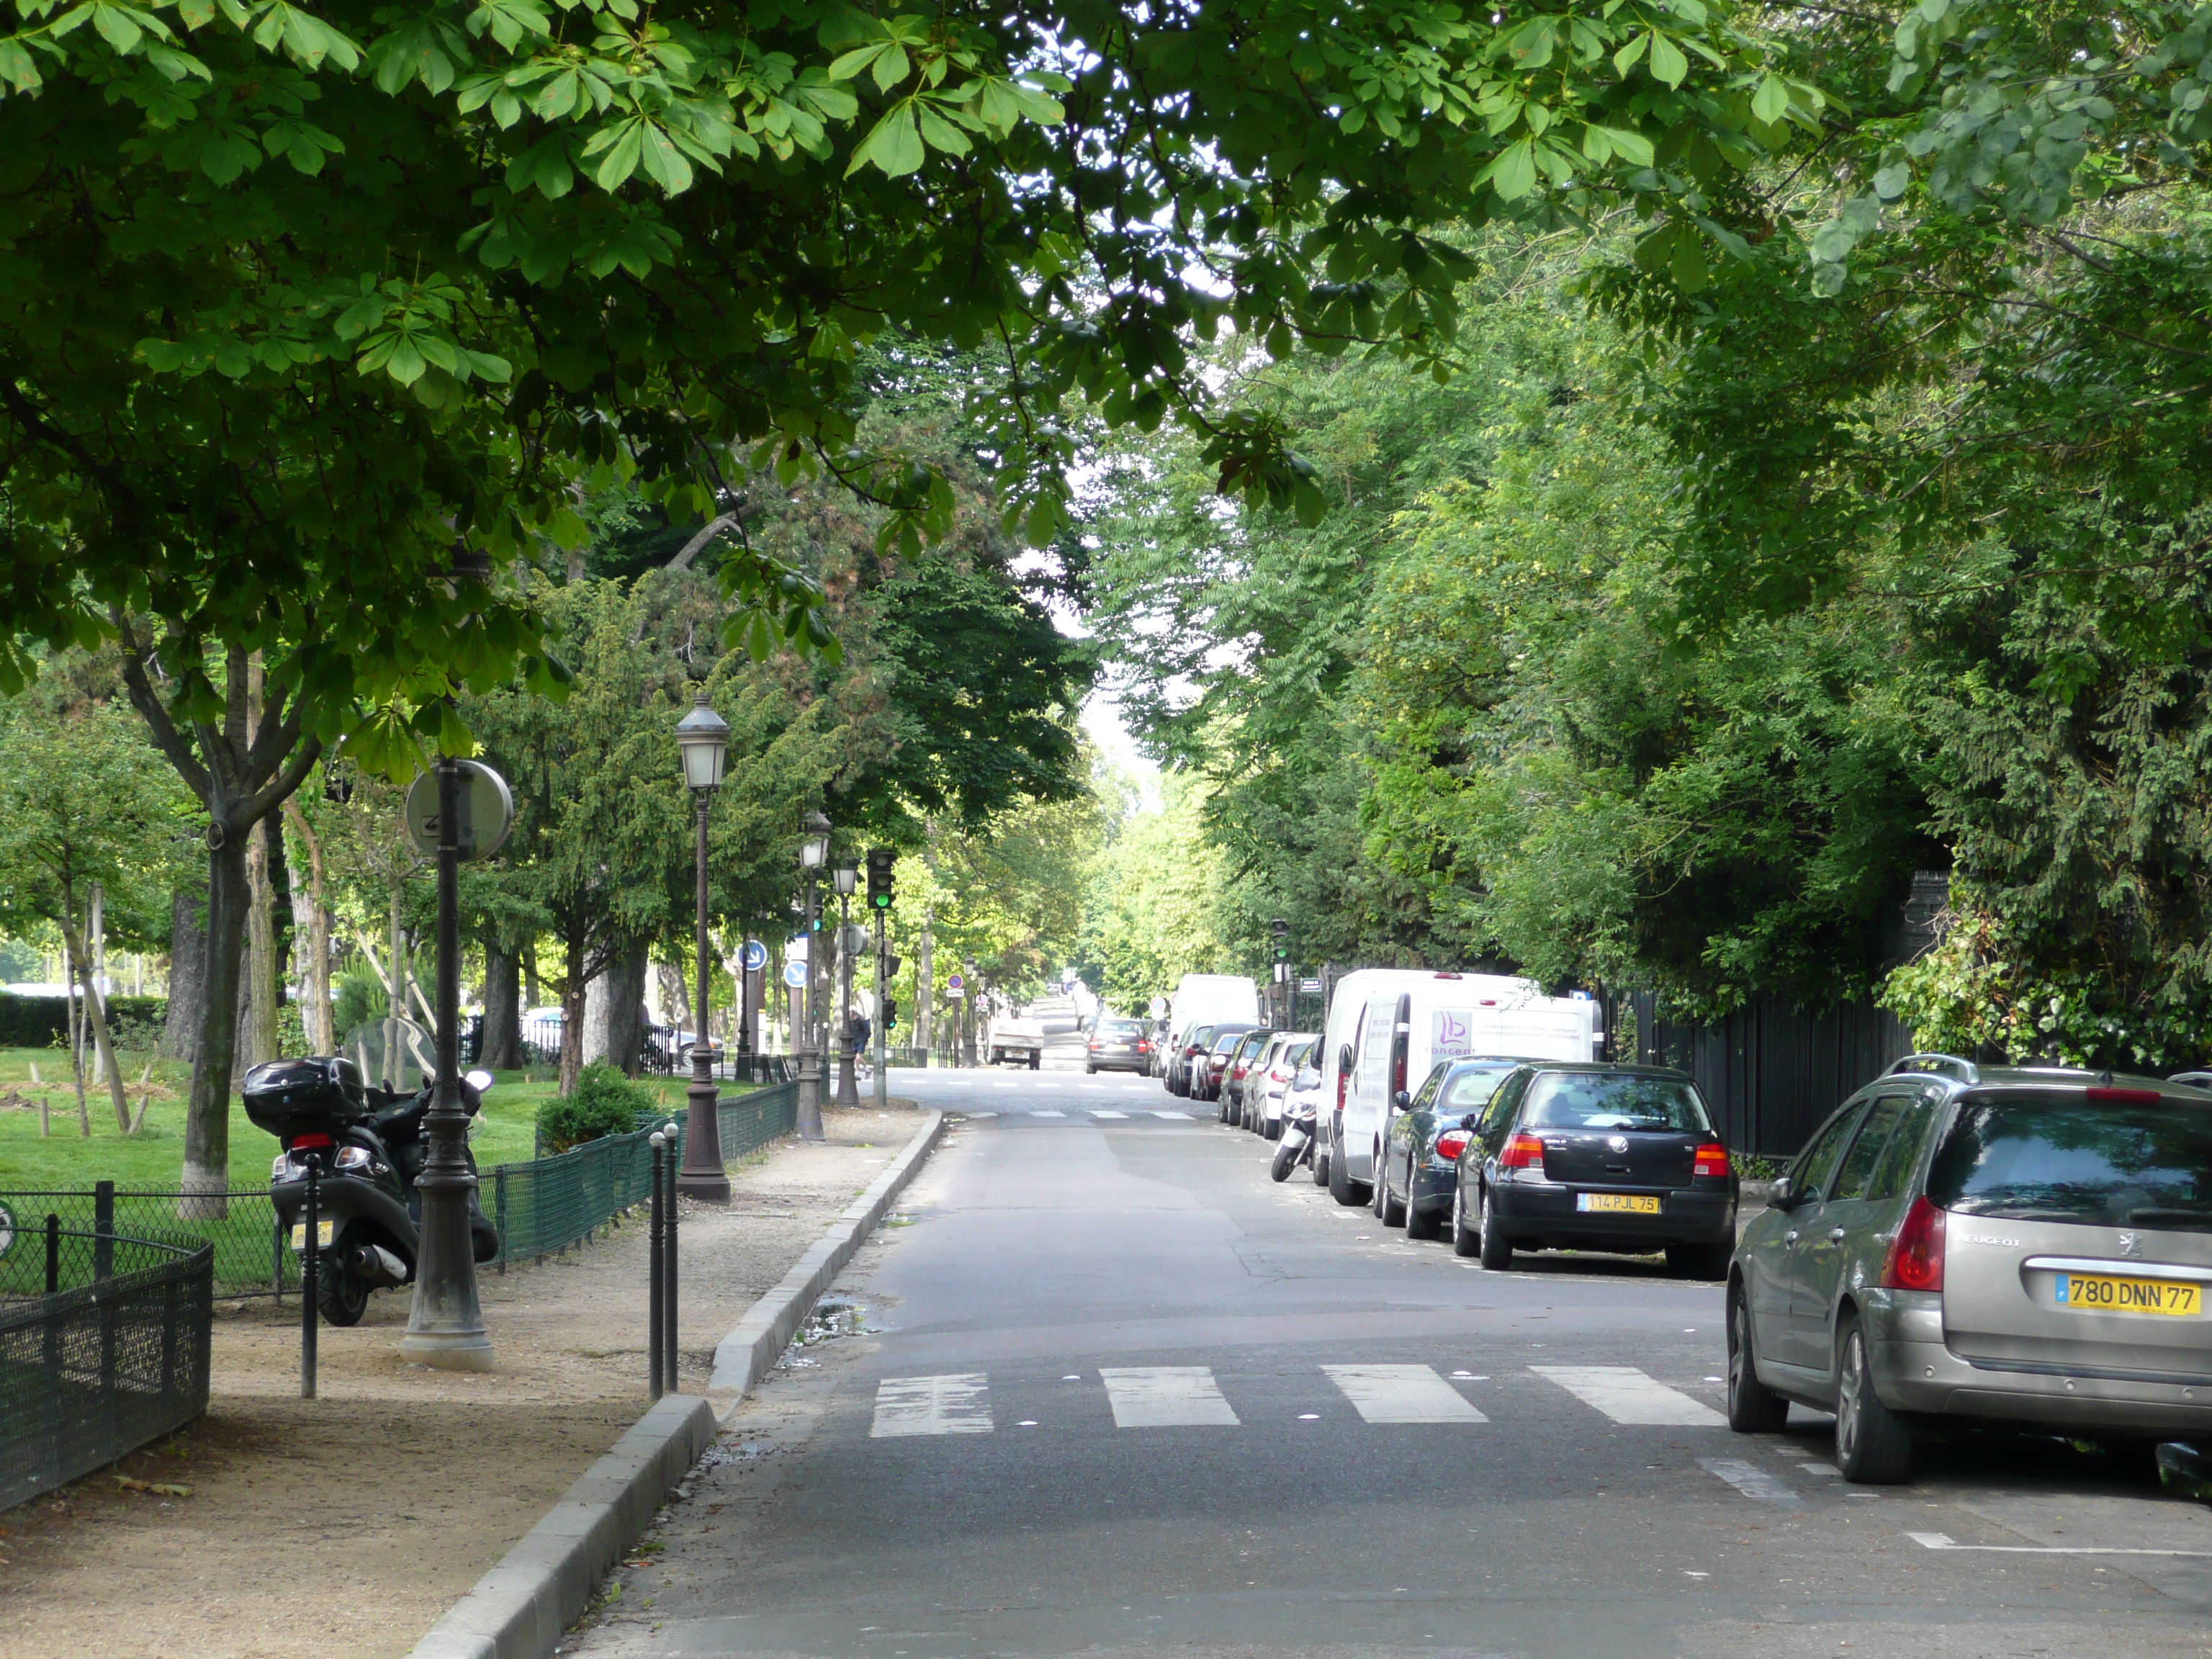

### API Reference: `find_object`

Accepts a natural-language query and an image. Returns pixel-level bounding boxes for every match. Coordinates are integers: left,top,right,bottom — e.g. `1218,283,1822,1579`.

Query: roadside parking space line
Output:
1907,1532,2212,1556
1698,1457,1806,1509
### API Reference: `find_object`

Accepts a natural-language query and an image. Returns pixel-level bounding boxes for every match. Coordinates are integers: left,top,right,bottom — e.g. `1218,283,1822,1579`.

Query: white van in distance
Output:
1165,973,1260,1082
1318,969,1601,1205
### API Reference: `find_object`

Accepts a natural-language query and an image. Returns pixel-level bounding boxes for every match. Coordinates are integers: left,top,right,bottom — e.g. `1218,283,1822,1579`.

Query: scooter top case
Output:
243,1056,371,1142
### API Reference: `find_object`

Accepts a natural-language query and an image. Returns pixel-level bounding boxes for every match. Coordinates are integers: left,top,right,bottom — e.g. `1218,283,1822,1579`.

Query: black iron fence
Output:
0,1080,803,1300
1614,989,1912,1159
1,1226,212,1510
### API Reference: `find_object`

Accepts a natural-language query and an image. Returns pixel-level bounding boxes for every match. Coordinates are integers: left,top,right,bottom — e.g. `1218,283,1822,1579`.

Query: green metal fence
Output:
1,1228,212,1510
0,1081,801,1296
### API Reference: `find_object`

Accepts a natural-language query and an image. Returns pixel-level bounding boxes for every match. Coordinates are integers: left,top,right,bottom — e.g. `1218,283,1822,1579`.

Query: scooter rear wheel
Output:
317,1256,369,1326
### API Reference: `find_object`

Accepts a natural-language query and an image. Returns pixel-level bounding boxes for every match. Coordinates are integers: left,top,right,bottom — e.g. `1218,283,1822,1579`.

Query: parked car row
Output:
1179,998,2212,1485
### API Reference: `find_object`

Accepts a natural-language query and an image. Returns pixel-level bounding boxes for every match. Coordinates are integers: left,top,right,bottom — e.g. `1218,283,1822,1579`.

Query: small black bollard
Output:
662,1120,680,1392
648,1133,666,1401
301,1157,320,1401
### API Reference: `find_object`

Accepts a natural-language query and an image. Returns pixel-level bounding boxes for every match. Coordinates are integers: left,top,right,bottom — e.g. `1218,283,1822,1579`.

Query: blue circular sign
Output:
741,939,769,972
781,961,809,989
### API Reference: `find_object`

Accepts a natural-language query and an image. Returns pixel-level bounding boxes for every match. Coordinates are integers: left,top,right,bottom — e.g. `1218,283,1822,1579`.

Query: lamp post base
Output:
795,1048,825,1142
398,1326,497,1371
676,1068,732,1203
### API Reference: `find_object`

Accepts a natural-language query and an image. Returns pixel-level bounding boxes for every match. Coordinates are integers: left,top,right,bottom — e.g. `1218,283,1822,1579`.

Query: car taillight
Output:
1880,1196,1946,1292
2088,1086,2162,1103
291,1133,333,1151
1694,1142,1730,1179
1434,1130,1471,1162
1498,1131,1546,1172
1138,1040,1151,1053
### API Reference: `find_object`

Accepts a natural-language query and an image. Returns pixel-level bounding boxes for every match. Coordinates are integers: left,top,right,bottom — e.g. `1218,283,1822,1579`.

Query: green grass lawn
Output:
0,1049,707,1192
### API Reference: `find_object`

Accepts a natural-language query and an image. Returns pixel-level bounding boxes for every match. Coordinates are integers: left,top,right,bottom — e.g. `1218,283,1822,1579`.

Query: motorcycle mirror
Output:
464,1069,495,1093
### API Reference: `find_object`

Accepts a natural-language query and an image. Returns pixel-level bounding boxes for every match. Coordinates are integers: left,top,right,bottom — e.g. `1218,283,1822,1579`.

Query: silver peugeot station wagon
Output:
1728,1054,2212,1483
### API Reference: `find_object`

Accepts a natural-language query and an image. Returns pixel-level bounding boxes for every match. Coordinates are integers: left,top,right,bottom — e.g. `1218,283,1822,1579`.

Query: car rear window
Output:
1100,1020,1143,1036
1521,1074,1714,1133
1442,1066,1516,1109
1928,1094,2212,1229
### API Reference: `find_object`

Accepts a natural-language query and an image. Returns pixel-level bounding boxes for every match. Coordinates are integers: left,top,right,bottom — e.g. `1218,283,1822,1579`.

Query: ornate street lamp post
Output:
832,862,859,1107
400,755,493,1370
794,811,831,1142
674,691,732,1203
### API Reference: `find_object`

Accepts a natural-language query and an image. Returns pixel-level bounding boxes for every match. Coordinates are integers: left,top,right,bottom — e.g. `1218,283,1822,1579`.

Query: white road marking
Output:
1099,1367,1241,1427
1151,1110,1195,1120
962,1111,997,1119
1908,1532,2212,1557
1322,1364,1488,1424
1697,1458,1806,1509
1029,1110,1066,1118
871,1374,994,1437
1532,1366,1727,1426
1092,1110,1128,1119
1801,1461,1841,1477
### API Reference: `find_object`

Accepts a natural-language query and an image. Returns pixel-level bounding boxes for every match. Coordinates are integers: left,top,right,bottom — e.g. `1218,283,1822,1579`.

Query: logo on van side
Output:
1433,1010,1473,1059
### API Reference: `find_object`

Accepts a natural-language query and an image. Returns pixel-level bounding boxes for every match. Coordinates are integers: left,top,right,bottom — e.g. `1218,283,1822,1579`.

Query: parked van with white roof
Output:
1319,969,1601,1206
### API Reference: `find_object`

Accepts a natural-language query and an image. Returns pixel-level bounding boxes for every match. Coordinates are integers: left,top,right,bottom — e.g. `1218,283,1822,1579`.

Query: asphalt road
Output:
572,1065,2212,1659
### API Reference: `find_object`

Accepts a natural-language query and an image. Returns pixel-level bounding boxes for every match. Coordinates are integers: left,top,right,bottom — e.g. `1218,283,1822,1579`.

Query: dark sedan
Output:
1194,1022,1259,1102
1375,1056,1548,1240
1085,1016,1154,1075
1450,1063,1737,1277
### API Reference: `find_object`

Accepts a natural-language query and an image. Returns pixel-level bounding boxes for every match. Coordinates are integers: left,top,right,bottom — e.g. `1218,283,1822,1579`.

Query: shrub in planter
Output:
538,1061,655,1153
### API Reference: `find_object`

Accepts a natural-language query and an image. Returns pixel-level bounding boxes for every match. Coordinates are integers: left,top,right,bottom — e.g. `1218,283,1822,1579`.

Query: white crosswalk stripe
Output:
1091,1110,1128,1119
1322,1364,1488,1423
1530,1366,1726,1426
961,1110,997,1118
1100,1367,1240,1426
1151,1110,1194,1120
871,1374,994,1437
1030,1110,1066,1118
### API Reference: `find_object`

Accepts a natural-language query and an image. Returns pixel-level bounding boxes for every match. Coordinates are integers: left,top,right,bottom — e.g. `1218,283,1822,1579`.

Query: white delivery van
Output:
1318,969,1600,1205
1166,974,1260,1058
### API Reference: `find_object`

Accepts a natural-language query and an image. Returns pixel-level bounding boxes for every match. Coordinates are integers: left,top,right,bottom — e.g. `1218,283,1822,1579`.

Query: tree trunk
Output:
181,833,251,1218
162,879,207,1061
522,940,539,1010
241,811,279,1069
603,949,648,1077
282,800,331,1053
916,913,934,1053
480,942,521,1069
60,911,132,1133
558,929,588,1094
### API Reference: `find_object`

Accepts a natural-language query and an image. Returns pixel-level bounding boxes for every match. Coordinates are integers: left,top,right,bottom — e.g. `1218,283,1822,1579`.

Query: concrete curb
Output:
707,1107,948,1411
405,1393,716,1659
405,1108,949,1659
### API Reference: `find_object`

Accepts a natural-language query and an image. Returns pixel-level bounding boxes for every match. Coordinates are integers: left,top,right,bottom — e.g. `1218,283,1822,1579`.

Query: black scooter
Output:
246,1056,503,1326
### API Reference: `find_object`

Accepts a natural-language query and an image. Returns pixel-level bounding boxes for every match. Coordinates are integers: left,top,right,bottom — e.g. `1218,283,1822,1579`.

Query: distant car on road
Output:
1245,1033,1316,1137
1084,1015,1153,1075
1218,1028,1273,1123
1167,1024,1215,1097
1448,1062,1737,1280
985,1010,1044,1069
1193,1022,1259,1102
1729,1056,2212,1483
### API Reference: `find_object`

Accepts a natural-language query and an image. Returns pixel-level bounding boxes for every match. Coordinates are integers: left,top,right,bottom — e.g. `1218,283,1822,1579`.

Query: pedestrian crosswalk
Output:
867,1363,1721,1434
952,1109,1202,1123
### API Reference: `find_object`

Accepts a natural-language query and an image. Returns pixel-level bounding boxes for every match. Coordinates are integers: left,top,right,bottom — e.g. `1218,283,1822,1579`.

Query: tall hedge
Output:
0,992,168,1049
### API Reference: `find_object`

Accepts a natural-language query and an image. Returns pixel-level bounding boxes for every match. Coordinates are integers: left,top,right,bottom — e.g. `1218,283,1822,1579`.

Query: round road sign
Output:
405,761,516,863
740,939,768,973
781,961,809,989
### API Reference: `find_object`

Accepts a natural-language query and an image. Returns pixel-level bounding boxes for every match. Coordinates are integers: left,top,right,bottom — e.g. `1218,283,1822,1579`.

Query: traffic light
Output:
1270,917,1290,962
882,999,898,1030
866,846,896,910
882,952,902,979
